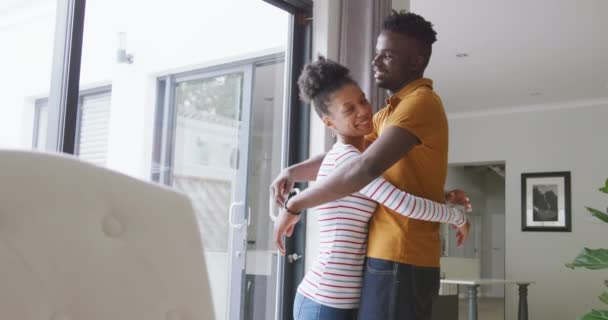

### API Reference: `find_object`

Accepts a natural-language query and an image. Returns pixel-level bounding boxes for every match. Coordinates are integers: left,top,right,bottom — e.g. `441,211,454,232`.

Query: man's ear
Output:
413,55,426,73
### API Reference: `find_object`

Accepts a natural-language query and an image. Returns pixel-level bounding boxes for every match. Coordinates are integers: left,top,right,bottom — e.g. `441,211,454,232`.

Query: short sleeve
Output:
333,145,361,169
385,91,444,143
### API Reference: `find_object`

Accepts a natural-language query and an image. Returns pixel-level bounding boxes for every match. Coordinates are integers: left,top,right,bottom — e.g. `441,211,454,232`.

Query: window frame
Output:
275,12,312,320
32,99,49,150
46,0,86,153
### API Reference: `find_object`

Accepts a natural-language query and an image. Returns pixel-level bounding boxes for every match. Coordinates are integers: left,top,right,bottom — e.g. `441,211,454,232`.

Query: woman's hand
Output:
270,169,294,206
446,189,472,247
455,221,470,247
273,208,301,255
445,189,472,212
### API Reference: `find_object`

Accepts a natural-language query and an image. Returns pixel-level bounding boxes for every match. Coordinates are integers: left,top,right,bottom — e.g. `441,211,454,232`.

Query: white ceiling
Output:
411,0,608,114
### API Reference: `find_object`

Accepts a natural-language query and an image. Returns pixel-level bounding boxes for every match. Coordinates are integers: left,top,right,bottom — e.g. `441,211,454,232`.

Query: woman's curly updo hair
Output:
297,56,355,117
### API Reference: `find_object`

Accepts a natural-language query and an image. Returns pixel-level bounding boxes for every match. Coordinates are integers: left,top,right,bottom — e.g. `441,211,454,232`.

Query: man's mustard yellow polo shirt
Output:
365,78,449,267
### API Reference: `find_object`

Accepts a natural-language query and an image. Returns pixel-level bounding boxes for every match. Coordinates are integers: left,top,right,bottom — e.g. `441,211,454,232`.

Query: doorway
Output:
443,163,506,318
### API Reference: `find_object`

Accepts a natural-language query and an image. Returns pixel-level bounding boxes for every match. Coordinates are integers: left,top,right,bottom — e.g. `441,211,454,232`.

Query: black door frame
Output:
46,0,86,153
263,2,313,319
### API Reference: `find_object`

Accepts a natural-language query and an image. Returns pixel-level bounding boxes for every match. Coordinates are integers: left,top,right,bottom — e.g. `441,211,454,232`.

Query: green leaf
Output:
600,179,608,193
579,310,608,320
601,292,608,305
587,207,608,224
605,280,608,288
566,248,608,270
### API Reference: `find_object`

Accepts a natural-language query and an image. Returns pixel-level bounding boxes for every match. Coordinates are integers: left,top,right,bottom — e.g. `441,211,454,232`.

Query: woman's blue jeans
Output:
293,292,357,320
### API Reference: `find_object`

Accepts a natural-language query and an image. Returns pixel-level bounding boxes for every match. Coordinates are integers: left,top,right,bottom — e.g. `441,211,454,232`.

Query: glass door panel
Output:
170,66,252,320
158,54,289,320
242,58,286,320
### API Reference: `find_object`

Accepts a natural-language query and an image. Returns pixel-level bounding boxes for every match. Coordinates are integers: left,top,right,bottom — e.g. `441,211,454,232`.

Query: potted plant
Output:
566,179,608,320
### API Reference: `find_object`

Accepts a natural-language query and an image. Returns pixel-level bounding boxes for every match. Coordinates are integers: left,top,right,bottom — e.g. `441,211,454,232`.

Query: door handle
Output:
246,206,251,226
229,202,246,229
287,253,302,263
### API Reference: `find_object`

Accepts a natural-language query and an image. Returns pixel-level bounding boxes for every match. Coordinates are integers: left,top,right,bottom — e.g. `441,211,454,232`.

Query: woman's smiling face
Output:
323,83,374,138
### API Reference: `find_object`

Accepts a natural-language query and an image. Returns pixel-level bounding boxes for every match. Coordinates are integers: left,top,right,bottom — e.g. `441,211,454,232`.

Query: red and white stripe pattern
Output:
297,142,466,309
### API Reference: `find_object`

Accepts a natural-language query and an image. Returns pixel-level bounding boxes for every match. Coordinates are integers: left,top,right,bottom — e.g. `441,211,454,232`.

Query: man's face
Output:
372,30,425,93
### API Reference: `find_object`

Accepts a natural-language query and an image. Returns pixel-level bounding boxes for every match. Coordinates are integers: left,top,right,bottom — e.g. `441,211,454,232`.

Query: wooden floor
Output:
458,298,504,320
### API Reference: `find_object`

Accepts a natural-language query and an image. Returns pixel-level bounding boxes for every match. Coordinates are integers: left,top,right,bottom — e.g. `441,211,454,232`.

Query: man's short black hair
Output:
382,11,437,61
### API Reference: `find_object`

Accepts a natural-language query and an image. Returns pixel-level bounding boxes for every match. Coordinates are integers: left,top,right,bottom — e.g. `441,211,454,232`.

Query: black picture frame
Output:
521,171,571,232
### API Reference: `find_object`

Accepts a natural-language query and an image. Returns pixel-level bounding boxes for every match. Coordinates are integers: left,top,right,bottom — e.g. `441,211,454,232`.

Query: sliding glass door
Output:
155,55,288,320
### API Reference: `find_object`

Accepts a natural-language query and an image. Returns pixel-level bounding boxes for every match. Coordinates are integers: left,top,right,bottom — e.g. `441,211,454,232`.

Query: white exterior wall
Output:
1,0,287,179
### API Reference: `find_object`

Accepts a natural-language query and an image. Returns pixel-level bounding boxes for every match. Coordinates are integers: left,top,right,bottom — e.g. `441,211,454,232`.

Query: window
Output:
75,89,112,166
33,87,112,167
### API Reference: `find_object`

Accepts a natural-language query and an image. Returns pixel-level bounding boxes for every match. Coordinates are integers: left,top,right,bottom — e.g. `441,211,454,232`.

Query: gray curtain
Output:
338,0,391,111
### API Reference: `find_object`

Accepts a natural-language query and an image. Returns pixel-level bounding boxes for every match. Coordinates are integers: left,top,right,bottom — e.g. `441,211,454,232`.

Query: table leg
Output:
467,285,479,320
518,283,529,320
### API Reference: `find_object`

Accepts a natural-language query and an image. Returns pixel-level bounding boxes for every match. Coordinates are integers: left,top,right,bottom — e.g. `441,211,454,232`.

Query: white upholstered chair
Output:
0,150,214,319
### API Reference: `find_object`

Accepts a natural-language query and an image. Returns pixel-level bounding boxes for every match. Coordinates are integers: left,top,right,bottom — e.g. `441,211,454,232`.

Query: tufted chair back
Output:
0,150,214,320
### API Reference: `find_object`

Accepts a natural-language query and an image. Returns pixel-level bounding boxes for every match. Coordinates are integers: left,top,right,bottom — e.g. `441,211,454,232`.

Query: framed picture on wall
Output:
521,171,571,232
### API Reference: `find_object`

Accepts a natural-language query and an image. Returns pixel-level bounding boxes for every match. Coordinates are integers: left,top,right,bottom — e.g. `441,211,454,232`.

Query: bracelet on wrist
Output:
283,193,301,216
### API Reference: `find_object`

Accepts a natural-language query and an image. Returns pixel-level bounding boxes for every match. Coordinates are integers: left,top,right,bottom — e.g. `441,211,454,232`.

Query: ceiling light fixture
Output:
455,53,469,58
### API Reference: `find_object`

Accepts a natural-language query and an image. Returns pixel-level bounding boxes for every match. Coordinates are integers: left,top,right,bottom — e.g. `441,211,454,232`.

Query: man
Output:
272,11,470,319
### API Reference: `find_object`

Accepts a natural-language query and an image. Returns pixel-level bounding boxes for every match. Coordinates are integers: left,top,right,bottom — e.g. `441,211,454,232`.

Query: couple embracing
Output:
271,11,471,320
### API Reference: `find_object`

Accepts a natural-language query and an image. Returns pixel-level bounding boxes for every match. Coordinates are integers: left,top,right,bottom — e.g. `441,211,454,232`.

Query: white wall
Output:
449,103,608,319
391,0,410,11
1,0,288,178
0,1,55,148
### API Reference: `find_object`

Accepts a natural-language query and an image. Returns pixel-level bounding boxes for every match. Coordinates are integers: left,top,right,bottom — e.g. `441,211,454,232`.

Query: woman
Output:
275,57,467,320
